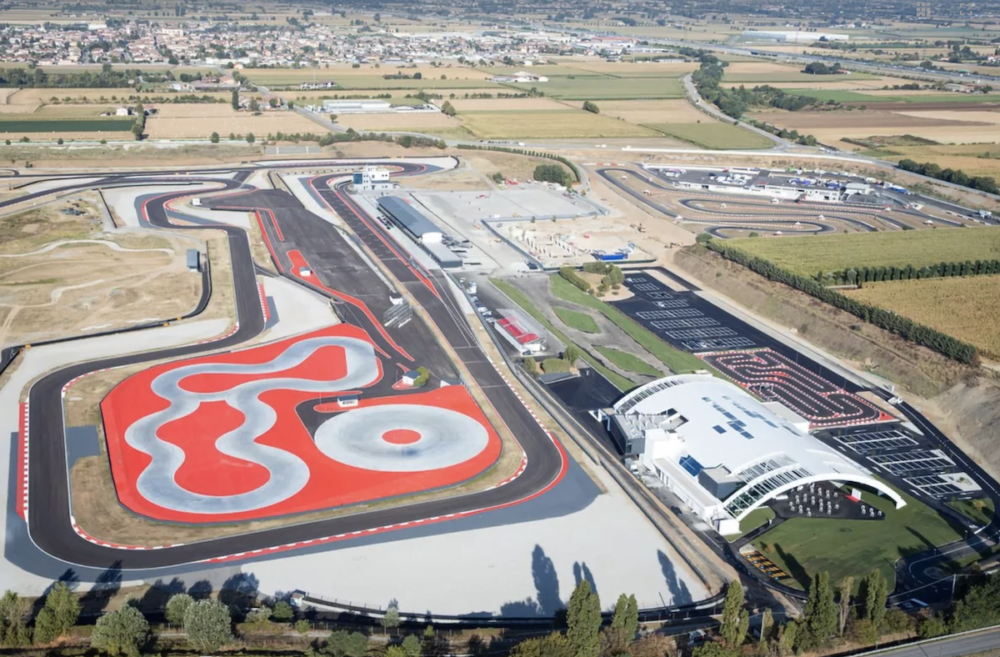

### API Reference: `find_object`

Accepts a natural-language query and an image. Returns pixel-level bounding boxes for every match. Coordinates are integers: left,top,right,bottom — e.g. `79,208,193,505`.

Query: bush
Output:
534,163,572,187
559,266,590,292
583,100,600,114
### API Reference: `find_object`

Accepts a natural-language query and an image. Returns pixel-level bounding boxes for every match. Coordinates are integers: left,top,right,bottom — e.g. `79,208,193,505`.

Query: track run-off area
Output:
7,159,570,570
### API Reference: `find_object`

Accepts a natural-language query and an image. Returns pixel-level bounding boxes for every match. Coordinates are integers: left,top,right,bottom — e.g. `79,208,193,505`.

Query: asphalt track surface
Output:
596,167,958,237
17,161,567,570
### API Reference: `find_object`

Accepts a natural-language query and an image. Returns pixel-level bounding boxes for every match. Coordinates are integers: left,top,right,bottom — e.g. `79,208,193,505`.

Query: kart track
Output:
698,349,892,429
595,167,959,237
12,159,568,569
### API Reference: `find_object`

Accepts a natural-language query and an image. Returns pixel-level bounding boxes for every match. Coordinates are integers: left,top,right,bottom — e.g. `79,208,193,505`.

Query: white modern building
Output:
600,375,904,535
742,30,849,43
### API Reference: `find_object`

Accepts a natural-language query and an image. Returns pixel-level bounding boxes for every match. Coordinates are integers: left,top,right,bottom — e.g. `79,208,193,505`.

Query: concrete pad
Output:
260,275,339,341
247,465,707,615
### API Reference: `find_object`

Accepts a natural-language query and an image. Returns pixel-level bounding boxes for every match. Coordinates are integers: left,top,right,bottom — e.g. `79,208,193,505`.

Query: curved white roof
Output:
614,374,904,519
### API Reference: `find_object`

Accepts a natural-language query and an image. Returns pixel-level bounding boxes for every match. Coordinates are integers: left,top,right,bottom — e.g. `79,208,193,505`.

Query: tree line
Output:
897,158,1000,195
690,58,830,120
0,65,143,89
703,240,979,364
818,259,1000,286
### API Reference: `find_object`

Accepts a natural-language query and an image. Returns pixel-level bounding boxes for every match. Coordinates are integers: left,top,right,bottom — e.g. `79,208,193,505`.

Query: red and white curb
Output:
70,517,184,551
257,283,270,323
198,322,240,345
17,402,29,521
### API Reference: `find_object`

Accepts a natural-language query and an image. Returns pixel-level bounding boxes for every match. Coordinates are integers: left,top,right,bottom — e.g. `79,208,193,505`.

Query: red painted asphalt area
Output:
285,249,413,362
16,402,27,520
101,324,502,523
307,175,440,300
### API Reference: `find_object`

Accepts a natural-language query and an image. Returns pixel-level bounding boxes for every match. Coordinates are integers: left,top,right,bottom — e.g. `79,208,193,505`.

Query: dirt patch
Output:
585,99,709,125
334,112,461,131
146,111,321,139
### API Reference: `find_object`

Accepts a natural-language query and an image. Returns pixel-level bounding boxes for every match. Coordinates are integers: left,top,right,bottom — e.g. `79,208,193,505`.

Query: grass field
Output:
757,481,962,590
646,122,775,149
459,110,658,139
728,228,1000,276
846,276,1000,357
550,275,706,374
0,118,132,132
490,278,634,391
730,507,775,542
594,345,661,376
554,306,600,333
724,71,878,83
948,497,995,527
507,76,685,100
594,99,705,124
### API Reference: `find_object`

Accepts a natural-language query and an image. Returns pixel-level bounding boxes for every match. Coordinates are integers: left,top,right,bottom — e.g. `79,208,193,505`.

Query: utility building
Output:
377,196,462,268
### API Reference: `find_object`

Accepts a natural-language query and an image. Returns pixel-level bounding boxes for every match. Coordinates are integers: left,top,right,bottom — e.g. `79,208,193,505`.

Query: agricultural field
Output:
646,122,775,149
784,89,1000,105
145,107,320,139
458,110,659,139
585,99,706,124
728,228,1000,276
507,76,685,100
846,276,1000,357
334,112,462,132
748,106,1000,146
243,65,494,89
721,62,876,84
448,97,570,112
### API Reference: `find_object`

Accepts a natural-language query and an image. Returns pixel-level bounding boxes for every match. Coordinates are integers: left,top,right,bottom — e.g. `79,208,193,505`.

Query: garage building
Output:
377,196,462,268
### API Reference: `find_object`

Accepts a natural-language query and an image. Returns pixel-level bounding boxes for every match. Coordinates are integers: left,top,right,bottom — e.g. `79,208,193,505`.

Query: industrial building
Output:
597,374,904,534
742,30,849,43
376,196,462,268
320,100,440,114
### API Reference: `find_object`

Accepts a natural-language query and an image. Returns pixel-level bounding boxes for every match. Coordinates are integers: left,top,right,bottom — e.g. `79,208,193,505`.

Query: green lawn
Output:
554,306,600,333
550,275,707,374
507,76,685,100
755,482,963,590
594,345,662,377
948,498,996,527
490,278,635,391
646,122,775,150
729,507,776,542
727,228,1000,277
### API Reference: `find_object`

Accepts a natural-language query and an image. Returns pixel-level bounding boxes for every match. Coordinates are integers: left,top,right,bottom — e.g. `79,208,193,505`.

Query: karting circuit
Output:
100,324,500,523
698,348,893,429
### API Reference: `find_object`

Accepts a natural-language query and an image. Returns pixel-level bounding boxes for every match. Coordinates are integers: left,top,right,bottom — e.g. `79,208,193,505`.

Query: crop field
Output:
562,61,698,77
748,108,1000,145
5,88,231,108
335,112,462,131
728,227,1000,276
449,97,570,112
243,67,494,89
845,276,1000,356
506,76,685,100
0,118,133,133
146,110,321,138
459,110,659,139
721,62,877,84
646,122,774,149
781,89,1000,104
591,99,705,124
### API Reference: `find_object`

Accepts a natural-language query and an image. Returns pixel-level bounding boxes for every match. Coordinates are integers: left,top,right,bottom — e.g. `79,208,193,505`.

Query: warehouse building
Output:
376,196,462,268
597,374,904,534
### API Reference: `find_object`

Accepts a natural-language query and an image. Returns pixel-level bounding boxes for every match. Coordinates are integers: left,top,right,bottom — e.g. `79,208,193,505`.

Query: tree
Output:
760,608,774,648
249,98,259,113
183,599,232,653
777,621,798,657
323,630,368,657
0,591,30,647
386,647,407,657
720,581,749,648
164,593,193,628
837,577,853,637
401,634,422,657
510,632,573,657
381,601,401,635
272,600,294,622
34,581,80,644
802,572,838,650
611,593,639,640
533,163,571,187
860,569,888,632
209,131,220,144
567,580,601,657
563,344,582,364
583,100,600,114
231,88,239,110
694,641,738,657
246,132,256,144
91,604,149,657
440,100,456,116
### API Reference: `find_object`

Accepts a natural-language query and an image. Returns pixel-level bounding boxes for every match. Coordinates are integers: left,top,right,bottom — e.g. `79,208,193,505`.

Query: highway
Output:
11,160,569,571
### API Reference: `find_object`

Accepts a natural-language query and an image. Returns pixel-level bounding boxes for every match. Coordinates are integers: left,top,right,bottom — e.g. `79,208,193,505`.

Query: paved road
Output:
877,626,1000,657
